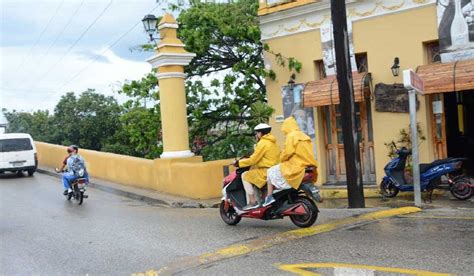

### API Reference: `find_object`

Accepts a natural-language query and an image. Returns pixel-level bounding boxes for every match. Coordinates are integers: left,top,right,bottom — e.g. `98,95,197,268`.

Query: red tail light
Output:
302,167,318,183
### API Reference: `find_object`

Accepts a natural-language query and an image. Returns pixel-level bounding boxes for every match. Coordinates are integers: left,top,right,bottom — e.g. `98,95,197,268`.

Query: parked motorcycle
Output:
380,143,473,201
220,166,321,228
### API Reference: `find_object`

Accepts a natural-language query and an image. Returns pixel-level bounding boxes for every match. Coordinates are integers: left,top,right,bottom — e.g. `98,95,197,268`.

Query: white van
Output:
0,133,38,176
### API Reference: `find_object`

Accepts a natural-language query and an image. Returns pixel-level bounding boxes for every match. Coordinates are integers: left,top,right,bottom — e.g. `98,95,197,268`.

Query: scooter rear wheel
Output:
450,177,473,200
380,179,399,198
220,201,241,226
290,197,318,228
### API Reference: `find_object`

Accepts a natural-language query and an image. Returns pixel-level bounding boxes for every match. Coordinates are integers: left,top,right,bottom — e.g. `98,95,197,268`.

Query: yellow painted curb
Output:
278,262,452,276
134,206,421,276
399,215,474,220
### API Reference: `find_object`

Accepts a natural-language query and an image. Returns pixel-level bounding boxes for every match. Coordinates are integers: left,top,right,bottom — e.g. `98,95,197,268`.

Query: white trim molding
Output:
161,150,195,159
259,0,436,41
157,43,186,49
158,23,179,30
156,72,187,80
147,52,196,68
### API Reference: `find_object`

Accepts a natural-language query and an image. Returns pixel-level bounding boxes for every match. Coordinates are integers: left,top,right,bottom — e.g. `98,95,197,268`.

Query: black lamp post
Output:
391,57,400,77
142,14,159,44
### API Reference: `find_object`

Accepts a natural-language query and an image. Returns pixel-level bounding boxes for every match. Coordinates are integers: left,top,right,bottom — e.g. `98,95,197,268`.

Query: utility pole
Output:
330,0,365,208
403,69,425,207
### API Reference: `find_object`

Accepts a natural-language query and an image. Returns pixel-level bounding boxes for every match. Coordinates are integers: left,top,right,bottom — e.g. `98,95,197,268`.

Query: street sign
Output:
403,69,424,93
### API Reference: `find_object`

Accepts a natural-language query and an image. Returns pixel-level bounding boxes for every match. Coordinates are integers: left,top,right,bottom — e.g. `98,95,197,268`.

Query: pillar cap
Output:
161,150,194,159
159,13,178,25
147,52,196,68
158,13,179,32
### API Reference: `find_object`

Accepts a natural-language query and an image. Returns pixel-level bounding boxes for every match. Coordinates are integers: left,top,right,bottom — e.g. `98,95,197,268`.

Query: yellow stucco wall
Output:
36,142,231,199
353,5,438,183
263,5,438,185
263,29,327,184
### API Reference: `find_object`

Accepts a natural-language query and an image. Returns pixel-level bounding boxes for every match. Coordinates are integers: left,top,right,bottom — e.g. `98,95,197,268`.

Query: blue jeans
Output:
62,174,77,190
62,173,89,189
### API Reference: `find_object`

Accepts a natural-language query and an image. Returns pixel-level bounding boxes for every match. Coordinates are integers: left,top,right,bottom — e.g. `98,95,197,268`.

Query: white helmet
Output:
254,123,272,131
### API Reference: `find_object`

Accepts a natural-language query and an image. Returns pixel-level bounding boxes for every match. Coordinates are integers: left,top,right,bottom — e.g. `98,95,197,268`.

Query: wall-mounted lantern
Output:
391,57,400,77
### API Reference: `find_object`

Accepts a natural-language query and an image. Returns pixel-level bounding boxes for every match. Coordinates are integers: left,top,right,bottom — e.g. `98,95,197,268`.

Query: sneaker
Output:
262,195,276,207
67,188,73,194
63,190,68,196
243,202,259,210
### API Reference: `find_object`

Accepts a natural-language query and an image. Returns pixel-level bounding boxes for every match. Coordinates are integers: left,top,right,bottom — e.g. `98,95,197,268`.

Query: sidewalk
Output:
37,166,448,208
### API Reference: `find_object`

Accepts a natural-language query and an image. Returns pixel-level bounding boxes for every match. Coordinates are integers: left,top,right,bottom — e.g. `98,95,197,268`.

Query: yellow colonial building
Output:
259,0,474,185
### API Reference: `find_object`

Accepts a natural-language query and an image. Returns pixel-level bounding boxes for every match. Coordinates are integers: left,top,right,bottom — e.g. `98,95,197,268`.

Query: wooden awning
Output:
416,59,474,94
303,73,371,107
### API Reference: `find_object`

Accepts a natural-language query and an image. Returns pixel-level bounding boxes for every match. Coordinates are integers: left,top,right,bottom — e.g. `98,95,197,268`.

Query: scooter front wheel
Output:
450,177,473,200
220,201,241,226
380,179,399,198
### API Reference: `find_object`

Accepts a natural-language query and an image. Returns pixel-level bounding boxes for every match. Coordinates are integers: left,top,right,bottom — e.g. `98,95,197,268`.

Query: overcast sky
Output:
1,0,167,112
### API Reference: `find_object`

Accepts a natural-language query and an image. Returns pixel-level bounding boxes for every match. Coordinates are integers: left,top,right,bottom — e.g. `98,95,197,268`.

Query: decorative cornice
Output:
158,22,179,30
157,43,186,49
259,0,331,25
147,52,196,68
161,150,194,159
259,0,435,40
156,72,187,80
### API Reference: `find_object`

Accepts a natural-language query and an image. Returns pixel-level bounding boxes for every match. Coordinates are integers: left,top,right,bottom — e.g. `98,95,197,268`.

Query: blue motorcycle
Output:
380,143,472,200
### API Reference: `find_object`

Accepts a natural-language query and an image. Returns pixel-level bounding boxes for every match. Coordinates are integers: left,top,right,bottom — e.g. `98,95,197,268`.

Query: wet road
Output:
184,207,474,275
1,173,377,275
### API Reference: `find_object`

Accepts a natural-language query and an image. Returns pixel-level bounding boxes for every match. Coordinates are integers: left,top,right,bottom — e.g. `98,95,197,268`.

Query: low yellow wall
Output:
35,142,232,199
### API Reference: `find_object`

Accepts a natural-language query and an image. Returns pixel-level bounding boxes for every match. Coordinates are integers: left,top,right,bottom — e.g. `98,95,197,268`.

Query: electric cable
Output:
36,3,161,108
40,0,85,62
18,0,85,91
29,0,114,92
13,0,65,74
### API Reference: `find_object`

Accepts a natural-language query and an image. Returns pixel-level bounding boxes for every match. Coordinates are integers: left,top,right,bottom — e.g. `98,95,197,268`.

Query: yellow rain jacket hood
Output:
239,133,280,188
280,117,318,189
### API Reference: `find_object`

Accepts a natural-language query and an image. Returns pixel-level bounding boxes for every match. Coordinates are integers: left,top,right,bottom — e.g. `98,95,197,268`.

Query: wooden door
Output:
322,100,376,184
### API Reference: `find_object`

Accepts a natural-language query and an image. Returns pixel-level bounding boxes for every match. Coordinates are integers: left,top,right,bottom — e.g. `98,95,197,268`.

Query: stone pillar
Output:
147,13,196,158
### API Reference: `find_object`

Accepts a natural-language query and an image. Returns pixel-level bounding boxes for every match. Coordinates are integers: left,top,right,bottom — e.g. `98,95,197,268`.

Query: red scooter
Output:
219,166,321,228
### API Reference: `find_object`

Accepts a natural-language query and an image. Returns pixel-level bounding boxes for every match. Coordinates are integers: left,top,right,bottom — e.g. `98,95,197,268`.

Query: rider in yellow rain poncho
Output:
263,117,318,206
235,123,280,210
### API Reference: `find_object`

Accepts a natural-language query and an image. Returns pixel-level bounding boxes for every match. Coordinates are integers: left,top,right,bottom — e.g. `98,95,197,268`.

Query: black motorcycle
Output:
66,177,88,205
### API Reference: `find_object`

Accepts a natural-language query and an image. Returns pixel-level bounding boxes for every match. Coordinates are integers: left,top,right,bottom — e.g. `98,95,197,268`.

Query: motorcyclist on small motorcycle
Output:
55,145,89,195
264,117,318,206
234,123,280,210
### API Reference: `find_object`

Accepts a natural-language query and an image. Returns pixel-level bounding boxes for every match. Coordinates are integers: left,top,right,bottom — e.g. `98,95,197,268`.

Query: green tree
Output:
177,0,279,159
4,109,56,142
130,0,301,160
109,73,163,159
53,90,122,151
